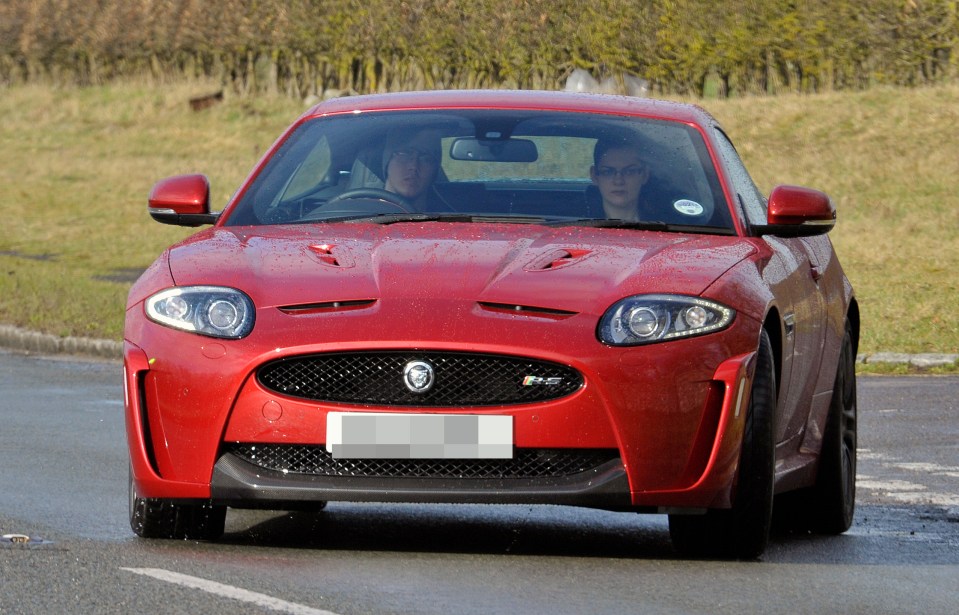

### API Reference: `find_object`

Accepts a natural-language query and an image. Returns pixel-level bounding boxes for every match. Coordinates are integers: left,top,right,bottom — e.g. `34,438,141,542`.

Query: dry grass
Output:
706,86,959,353
0,81,956,355
0,79,302,337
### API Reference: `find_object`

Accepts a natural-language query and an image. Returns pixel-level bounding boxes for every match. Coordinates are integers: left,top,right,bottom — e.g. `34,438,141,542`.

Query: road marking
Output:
858,477,927,492
857,448,959,505
858,476,959,507
121,568,341,615
888,461,959,475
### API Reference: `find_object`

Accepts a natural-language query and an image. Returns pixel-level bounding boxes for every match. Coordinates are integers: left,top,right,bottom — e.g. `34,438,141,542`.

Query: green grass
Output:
857,362,959,376
0,80,957,365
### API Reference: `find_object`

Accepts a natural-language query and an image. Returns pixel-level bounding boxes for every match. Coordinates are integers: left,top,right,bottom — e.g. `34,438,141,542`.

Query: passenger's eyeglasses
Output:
390,149,438,166
595,166,644,178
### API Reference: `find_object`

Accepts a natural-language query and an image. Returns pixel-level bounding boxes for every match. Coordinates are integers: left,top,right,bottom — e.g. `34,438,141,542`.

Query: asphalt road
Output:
1,350,957,614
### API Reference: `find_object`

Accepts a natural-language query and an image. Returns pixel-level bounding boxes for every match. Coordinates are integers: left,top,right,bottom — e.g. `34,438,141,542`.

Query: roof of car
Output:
303,89,718,127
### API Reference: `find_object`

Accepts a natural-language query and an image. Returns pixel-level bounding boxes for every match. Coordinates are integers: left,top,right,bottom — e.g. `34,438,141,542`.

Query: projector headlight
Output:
598,294,734,346
146,286,254,339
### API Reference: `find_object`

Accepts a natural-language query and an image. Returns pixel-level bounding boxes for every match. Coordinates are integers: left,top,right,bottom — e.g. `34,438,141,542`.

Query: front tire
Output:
669,329,777,559
129,468,226,540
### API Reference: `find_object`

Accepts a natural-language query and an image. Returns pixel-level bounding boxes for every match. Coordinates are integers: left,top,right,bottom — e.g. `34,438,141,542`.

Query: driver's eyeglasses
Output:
595,166,644,178
390,149,438,166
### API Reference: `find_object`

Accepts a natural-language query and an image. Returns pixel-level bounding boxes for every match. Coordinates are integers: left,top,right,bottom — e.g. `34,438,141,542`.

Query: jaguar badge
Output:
403,360,435,393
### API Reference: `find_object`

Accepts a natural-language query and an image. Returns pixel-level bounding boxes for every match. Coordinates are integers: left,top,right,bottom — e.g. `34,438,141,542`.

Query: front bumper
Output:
125,307,760,510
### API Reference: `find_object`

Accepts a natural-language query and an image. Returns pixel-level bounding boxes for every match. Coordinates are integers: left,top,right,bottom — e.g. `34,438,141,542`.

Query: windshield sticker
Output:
673,199,705,216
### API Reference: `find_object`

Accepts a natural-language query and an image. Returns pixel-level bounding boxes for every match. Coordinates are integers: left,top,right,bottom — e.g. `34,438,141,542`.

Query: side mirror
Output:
147,174,219,226
754,185,835,237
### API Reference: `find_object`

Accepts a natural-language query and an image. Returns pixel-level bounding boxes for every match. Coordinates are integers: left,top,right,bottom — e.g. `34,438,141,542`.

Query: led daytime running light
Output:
598,294,734,346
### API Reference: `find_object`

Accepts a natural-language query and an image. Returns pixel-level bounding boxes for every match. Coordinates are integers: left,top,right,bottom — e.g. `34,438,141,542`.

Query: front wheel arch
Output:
762,311,783,407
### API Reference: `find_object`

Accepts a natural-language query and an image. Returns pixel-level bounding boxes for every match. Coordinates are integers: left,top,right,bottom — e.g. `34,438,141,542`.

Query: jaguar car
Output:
125,89,858,559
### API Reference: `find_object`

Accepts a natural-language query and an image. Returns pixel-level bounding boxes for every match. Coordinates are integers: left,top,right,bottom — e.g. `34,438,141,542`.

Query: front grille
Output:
257,351,583,406
226,444,619,480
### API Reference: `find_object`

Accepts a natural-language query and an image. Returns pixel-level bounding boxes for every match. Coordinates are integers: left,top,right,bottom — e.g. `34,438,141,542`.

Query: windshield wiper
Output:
548,218,671,231
468,215,548,225
548,218,737,235
294,212,463,225
330,213,548,225
349,213,474,225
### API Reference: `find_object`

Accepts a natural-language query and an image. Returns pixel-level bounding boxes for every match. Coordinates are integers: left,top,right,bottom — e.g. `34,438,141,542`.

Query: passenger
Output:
382,128,443,210
589,136,652,221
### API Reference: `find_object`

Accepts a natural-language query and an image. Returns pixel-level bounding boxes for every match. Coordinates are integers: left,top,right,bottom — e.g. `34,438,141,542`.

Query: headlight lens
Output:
598,294,734,345
146,286,254,339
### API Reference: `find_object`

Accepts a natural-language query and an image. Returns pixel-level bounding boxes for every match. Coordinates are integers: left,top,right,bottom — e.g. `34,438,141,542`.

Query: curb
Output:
1,323,956,368
857,352,959,369
0,324,122,360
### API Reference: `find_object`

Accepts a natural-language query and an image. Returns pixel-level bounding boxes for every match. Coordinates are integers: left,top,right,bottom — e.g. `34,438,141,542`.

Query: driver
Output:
382,127,443,210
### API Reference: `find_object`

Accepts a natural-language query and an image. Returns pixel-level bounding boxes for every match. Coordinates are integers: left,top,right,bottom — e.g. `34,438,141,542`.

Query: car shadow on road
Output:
205,502,959,563
766,503,959,565
219,502,677,559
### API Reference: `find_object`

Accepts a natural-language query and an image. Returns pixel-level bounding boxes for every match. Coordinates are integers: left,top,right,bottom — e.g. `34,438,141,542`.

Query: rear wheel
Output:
773,319,857,534
669,329,776,559
129,468,226,540
810,320,858,533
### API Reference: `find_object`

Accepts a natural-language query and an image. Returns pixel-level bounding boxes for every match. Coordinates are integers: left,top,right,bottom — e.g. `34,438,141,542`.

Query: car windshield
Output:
222,109,734,234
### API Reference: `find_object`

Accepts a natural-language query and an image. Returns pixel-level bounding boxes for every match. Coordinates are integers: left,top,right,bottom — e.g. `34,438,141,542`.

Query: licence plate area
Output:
326,412,513,459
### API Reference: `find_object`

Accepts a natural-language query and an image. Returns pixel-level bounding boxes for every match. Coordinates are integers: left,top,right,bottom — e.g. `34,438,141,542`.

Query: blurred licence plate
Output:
326,412,513,459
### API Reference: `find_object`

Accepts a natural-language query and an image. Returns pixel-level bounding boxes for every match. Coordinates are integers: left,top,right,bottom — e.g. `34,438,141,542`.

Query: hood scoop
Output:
526,248,592,271
309,243,354,268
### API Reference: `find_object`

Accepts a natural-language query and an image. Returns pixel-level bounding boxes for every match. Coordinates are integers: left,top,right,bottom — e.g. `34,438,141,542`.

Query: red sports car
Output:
125,90,858,558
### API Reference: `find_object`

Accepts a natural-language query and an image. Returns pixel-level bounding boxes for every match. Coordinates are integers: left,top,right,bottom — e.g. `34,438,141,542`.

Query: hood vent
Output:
477,302,577,320
279,299,376,315
309,243,354,267
527,248,592,271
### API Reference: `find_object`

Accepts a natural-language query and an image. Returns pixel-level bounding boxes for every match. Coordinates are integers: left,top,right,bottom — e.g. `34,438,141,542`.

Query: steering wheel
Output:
326,188,413,212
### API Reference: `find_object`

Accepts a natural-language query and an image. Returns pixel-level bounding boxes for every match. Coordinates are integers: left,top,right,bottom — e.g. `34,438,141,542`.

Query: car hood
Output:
163,223,756,316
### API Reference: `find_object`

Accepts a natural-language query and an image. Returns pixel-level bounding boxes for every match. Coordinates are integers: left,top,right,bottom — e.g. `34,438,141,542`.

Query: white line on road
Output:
121,567,341,615
889,461,959,475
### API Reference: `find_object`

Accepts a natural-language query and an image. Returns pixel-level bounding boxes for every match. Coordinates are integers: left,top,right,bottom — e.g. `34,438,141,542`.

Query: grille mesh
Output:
257,351,582,406
227,444,619,480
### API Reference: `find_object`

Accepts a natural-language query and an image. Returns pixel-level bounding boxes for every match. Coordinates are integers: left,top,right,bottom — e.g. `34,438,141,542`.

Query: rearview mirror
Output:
449,138,538,162
147,174,219,226
754,185,835,237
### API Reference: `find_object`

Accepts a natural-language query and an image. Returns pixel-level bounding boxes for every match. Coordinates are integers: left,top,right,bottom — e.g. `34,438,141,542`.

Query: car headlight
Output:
598,294,734,346
145,286,254,339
